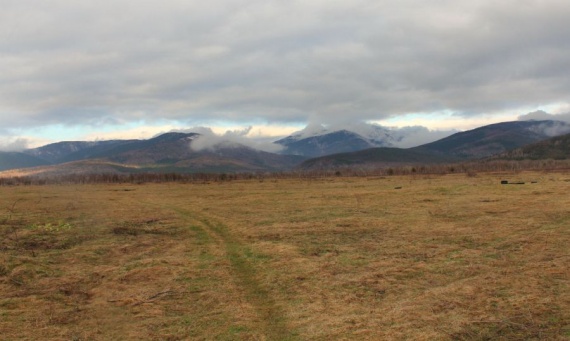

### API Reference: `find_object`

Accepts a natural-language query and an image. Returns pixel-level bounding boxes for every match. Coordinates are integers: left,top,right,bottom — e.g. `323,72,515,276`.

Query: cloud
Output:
535,122,570,137
0,137,30,152
389,126,458,148
517,110,570,136
2,0,570,133
518,110,570,122
281,120,456,148
188,127,284,153
81,124,181,141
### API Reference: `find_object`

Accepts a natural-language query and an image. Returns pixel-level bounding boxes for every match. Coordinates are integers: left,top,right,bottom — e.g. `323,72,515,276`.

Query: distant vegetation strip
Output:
2,159,570,186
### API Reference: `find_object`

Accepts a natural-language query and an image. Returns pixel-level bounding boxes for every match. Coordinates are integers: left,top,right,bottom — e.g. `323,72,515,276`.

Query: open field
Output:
1,171,569,340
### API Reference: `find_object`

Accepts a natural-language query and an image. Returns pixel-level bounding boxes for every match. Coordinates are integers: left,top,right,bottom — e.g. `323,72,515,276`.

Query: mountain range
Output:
1,119,569,176
298,120,570,170
0,133,305,174
273,122,454,156
274,124,396,157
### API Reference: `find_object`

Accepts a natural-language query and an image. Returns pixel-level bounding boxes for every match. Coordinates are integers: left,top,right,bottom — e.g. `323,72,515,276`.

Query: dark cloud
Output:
1,0,570,130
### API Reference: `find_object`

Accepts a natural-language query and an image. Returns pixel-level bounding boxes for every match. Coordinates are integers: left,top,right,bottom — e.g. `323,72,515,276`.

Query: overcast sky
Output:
2,0,570,150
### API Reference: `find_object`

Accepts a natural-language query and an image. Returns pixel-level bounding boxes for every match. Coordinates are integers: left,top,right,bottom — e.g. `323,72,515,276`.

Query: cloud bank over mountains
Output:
0,137,30,152
4,109,570,153
281,121,458,149
518,110,570,123
517,110,570,137
186,126,285,153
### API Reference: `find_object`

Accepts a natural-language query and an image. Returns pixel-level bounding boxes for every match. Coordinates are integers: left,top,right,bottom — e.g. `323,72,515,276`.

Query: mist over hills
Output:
0,132,305,175
275,122,456,157
1,119,569,176
275,130,386,158
297,120,570,170
411,120,570,159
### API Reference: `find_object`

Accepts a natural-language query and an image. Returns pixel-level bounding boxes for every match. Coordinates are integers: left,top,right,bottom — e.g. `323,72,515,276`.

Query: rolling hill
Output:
0,151,50,171
410,120,570,159
491,132,570,160
298,147,453,170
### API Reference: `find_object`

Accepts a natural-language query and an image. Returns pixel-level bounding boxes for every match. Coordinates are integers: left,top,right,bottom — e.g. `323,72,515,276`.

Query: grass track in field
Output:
162,203,298,340
0,171,569,340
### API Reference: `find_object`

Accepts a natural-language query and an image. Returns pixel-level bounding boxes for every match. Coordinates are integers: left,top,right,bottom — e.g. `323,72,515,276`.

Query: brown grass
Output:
1,171,569,340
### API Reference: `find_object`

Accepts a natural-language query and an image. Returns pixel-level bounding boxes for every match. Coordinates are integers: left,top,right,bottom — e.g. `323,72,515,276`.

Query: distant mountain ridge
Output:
297,120,570,170
1,132,305,175
24,140,136,164
2,119,570,176
275,122,465,157
275,124,405,157
410,120,570,159
275,130,384,157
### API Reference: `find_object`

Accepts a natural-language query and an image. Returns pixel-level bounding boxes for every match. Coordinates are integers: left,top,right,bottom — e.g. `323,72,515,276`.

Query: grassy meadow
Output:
1,171,569,340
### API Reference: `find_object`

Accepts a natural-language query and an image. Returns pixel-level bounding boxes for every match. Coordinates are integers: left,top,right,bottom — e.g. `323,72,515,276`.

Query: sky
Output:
2,0,570,151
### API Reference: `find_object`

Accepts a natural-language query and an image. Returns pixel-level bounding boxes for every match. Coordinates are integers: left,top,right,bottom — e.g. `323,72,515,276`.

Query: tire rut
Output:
163,204,297,340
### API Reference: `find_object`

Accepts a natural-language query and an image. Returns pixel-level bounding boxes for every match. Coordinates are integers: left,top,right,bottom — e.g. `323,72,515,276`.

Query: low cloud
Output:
187,127,284,153
537,122,570,137
282,120,456,148
518,110,570,136
0,137,30,152
390,126,458,148
518,110,570,122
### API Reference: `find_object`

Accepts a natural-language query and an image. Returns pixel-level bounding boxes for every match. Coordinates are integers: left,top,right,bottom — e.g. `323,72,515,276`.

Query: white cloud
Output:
374,111,520,131
0,137,30,152
518,110,570,122
189,126,284,153
389,126,458,148
0,136,54,151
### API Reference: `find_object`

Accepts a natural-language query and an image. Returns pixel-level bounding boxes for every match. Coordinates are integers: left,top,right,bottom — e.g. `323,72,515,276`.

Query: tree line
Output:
1,159,569,186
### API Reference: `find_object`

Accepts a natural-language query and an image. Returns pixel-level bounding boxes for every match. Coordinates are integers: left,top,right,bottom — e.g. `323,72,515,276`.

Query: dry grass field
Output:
1,171,569,340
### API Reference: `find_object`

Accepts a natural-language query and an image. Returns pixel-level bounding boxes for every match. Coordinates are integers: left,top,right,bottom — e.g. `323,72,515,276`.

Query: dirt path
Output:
159,203,297,340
